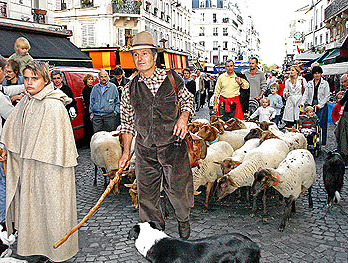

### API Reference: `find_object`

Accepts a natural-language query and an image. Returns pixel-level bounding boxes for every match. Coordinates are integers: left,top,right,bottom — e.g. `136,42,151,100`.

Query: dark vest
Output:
129,70,183,147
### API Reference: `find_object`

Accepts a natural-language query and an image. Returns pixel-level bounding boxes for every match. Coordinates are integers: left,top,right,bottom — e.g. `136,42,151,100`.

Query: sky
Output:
242,0,311,65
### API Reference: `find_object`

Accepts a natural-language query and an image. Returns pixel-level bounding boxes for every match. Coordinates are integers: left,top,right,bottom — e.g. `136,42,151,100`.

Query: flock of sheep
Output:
89,116,341,232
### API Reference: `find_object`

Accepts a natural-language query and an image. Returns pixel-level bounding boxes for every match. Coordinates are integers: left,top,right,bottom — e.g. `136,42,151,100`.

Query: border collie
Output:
0,225,27,263
128,222,260,263
323,151,345,207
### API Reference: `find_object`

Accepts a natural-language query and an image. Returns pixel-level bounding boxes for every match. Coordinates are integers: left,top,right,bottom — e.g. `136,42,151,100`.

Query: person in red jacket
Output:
332,91,345,126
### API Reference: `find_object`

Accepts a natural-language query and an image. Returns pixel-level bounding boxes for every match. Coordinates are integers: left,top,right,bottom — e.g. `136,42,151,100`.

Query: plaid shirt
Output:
120,68,194,135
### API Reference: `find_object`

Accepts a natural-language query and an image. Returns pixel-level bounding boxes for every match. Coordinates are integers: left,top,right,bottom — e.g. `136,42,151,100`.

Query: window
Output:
199,0,205,8
82,24,95,47
199,41,205,47
213,27,218,36
199,27,205,36
200,12,204,22
315,36,317,46
213,13,216,23
320,34,322,44
326,32,329,44
213,41,218,50
223,41,228,50
223,27,228,36
223,55,228,63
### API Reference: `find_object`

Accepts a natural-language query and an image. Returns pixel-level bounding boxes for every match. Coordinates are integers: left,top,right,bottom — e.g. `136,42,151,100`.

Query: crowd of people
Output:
0,31,347,262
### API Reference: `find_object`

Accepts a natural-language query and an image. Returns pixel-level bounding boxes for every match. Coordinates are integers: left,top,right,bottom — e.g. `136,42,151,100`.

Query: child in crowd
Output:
249,97,276,122
268,82,283,125
298,106,319,145
8,37,33,74
332,91,345,126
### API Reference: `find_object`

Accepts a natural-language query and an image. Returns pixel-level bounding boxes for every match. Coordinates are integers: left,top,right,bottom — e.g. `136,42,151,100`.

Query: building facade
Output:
53,0,191,53
191,0,260,65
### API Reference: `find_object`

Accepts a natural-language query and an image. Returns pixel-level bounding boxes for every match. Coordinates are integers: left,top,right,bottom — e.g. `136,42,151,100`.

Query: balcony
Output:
112,0,141,15
32,9,47,24
0,2,7,17
81,0,93,8
325,0,348,20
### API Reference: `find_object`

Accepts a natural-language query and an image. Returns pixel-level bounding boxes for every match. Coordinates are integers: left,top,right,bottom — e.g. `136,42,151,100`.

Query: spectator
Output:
249,97,276,122
51,70,78,119
334,74,348,167
283,65,307,127
118,31,194,240
332,91,345,126
243,57,267,107
300,66,330,145
303,62,320,82
0,55,15,228
268,82,283,125
82,73,95,143
8,37,33,74
182,68,196,96
195,70,204,111
110,67,129,98
266,70,277,90
298,105,319,146
0,61,78,262
200,73,207,108
89,69,120,133
2,60,25,105
213,60,249,121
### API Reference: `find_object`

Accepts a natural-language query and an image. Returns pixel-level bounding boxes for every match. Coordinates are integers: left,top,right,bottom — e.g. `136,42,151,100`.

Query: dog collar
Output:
272,173,280,186
210,135,219,145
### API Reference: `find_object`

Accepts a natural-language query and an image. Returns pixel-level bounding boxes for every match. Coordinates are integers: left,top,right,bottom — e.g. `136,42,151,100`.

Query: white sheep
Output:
90,131,135,194
192,141,234,211
215,139,289,216
219,129,250,150
231,138,260,163
251,149,316,231
260,130,307,151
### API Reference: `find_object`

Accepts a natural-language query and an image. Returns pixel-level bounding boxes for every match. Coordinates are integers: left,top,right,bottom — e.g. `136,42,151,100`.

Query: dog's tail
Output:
334,191,341,204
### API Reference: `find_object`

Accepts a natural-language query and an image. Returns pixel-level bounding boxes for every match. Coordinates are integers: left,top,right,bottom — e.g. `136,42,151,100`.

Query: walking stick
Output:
53,150,134,249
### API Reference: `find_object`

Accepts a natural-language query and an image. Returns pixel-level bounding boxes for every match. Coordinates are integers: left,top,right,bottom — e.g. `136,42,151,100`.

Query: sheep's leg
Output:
101,168,108,189
235,188,242,203
203,182,214,212
250,193,257,218
279,196,295,232
245,187,250,204
93,165,98,186
308,186,313,208
262,189,268,222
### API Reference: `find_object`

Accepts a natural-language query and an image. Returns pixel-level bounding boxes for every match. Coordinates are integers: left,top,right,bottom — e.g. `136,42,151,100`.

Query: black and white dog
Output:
323,151,345,207
0,224,27,262
128,222,260,263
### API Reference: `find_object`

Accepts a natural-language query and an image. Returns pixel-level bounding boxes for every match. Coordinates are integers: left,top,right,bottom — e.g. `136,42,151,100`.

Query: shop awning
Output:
162,51,188,70
89,51,116,70
119,52,135,69
0,26,92,67
322,48,341,64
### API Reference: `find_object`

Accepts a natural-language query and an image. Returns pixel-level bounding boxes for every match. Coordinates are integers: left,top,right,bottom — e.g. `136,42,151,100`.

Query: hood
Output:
30,83,72,106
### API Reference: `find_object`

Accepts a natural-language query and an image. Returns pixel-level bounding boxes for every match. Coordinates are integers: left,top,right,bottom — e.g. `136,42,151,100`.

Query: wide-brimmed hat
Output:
130,31,160,51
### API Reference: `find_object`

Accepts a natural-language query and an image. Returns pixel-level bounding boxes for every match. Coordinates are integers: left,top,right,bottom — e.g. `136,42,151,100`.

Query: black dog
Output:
128,222,260,263
323,151,345,207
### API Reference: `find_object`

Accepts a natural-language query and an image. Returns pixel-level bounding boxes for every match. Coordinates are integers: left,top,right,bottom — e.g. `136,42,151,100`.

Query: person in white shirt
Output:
249,97,276,122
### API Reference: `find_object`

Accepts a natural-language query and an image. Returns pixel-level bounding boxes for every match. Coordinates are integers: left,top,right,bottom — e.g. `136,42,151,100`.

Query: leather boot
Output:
178,220,190,240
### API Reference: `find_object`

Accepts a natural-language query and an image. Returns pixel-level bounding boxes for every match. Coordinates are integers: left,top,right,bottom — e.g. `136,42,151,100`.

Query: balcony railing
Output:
112,0,141,15
32,9,47,24
0,1,7,17
325,0,348,20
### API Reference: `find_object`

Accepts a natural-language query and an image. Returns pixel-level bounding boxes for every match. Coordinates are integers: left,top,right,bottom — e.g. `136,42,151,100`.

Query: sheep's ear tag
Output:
272,173,280,186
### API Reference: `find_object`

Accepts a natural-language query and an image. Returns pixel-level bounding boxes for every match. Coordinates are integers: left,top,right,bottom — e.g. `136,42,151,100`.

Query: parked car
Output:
50,66,100,141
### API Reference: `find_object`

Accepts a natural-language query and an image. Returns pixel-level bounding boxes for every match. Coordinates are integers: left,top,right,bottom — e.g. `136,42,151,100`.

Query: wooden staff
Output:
53,151,134,249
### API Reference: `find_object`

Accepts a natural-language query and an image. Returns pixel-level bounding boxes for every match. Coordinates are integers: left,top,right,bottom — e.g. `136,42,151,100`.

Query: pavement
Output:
11,105,348,263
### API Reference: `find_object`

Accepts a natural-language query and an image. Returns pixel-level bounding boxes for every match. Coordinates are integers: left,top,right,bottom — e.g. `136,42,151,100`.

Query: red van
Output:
50,67,100,141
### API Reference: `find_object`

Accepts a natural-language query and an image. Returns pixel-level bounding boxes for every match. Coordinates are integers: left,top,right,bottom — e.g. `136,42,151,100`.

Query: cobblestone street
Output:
12,106,348,263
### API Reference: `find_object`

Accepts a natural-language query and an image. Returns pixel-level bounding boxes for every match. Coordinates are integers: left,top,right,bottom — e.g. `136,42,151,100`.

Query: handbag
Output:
166,70,207,168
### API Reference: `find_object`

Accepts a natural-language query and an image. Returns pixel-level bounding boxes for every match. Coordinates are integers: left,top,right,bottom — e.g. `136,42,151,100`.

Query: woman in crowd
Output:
82,73,95,144
334,79,348,167
282,65,307,127
300,66,330,145
0,61,79,262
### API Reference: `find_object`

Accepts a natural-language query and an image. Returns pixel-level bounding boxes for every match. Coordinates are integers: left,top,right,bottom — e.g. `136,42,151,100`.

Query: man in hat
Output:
118,31,194,239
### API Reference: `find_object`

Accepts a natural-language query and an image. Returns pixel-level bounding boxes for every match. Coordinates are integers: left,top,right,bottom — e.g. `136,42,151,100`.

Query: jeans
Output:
0,162,5,223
